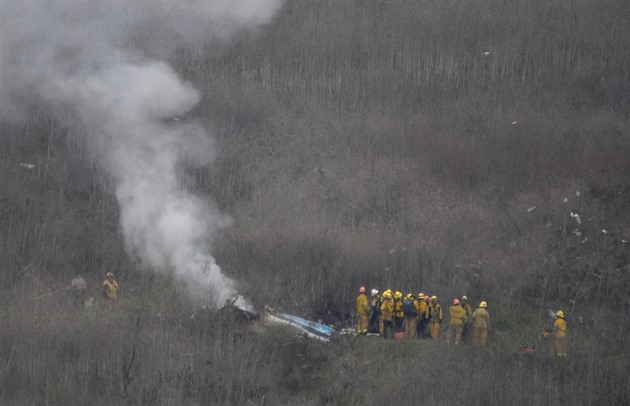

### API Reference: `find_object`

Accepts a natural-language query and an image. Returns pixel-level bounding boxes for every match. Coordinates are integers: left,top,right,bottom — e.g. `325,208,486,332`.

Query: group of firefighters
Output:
356,286,567,356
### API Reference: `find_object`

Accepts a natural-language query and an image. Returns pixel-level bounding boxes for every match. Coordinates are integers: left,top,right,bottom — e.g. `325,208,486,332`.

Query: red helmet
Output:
453,298,460,305
359,286,366,293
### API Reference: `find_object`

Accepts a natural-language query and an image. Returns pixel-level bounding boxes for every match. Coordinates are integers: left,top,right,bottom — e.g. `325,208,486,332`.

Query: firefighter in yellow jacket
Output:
553,310,567,356
472,301,490,345
460,295,473,343
368,289,381,334
102,272,119,310
402,294,418,339
380,291,394,339
447,298,466,344
356,286,369,335
428,296,443,340
415,293,429,338
393,291,404,333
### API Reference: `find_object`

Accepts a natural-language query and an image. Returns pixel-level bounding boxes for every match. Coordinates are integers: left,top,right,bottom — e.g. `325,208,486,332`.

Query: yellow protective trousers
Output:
357,313,369,334
447,325,463,344
430,321,440,340
404,316,416,339
554,336,566,356
472,327,488,345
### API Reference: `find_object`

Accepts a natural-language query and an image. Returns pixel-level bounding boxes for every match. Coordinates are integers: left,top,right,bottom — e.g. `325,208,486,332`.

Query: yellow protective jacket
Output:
449,305,466,326
462,303,472,322
370,295,380,311
554,318,566,338
472,308,489,328
381,299,394,321
428,303,442,322
415,300,428,319
103,279,118,300
356,293,369,315
394,299,404,318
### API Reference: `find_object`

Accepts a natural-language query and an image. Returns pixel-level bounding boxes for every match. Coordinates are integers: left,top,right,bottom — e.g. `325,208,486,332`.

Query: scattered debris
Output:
576,191,581,197
511,121,518,125
563,197,568,203
573,229,581,236
264,306,335,342
582,237,588,244
527,206,536,212
338,327,356,335
602,229,608,234
19,163,35,170
570,212,582,224
483,51,490,56
622,240,627,244
218,295,258,322
522,342,536,354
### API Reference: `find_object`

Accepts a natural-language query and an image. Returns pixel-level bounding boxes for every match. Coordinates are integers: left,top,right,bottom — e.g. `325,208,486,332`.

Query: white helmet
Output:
371,289,379,296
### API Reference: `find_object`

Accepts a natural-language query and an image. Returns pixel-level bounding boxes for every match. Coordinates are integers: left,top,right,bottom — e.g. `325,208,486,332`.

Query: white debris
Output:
512,121,518,125
527,206,536,212
570,212,581,224
389,248,395,255
576,191,581,197
19,163,35,170
582,237,588,244
573,229,582,236
602,229,608,234
622,240,627,244
563,197,568,203
483,51,490,56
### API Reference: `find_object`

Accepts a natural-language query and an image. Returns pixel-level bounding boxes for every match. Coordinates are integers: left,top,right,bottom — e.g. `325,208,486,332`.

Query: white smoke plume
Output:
1,1,283,306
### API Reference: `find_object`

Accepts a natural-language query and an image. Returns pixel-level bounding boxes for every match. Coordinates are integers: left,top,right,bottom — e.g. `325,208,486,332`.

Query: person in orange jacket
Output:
356,286,369,335
448,298,466,344
472,301,490,345
380,291,395,339
553,310,567,356
427,296,442,340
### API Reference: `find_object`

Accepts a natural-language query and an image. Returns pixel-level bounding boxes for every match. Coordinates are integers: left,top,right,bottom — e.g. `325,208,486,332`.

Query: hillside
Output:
1,1,629,404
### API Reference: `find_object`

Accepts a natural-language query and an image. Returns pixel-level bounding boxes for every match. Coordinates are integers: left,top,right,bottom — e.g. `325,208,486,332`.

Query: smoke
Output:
1,1,283,306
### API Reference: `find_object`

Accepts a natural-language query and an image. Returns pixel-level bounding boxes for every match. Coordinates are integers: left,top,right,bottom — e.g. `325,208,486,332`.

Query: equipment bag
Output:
402,299,417,316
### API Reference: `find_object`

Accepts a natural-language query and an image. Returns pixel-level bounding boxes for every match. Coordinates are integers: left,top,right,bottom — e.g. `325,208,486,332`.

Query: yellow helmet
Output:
383,291,392,299
556,310,564,318
406,293,414,300
430,296,437,301
394,291,403,299
418,293,425,299
479,301,487,308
